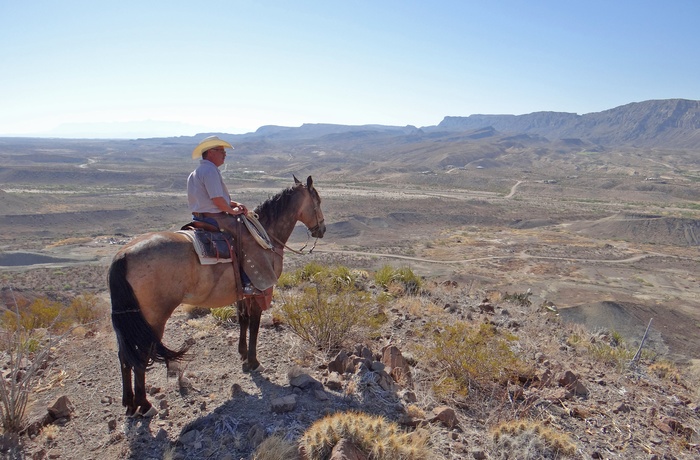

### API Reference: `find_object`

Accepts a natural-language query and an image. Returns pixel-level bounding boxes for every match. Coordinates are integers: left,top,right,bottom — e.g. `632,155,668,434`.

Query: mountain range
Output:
235,98,700,150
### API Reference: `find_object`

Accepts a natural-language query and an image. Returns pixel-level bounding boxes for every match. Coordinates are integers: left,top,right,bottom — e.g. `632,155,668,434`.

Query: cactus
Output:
300,411,430,460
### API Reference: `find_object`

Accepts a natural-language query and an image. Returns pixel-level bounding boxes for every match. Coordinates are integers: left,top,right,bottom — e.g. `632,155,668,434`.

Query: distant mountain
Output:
433,99,700,149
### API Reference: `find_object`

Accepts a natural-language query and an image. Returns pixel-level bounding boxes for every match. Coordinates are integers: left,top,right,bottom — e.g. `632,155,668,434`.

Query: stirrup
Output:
242,283,262,297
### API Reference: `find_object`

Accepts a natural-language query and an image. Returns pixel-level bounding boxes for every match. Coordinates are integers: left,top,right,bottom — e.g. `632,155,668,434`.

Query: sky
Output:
1,1,699,138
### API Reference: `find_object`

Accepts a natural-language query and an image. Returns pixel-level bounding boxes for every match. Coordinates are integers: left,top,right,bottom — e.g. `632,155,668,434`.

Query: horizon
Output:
2,1,699,139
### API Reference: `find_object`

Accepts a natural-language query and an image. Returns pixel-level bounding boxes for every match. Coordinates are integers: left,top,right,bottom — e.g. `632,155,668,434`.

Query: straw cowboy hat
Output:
191,135,234,159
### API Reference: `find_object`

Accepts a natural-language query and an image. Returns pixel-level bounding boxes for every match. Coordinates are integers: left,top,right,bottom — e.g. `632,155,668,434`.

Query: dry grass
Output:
251,435,298,460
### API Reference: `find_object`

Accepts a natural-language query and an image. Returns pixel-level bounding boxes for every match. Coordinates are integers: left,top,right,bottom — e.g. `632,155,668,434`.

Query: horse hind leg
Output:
133,366,157,417
119,353,137,417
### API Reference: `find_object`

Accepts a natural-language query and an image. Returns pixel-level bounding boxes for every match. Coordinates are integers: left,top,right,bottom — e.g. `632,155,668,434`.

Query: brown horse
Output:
109,176,325,417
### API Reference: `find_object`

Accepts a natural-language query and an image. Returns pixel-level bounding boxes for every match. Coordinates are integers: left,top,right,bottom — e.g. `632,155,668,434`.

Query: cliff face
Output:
436,99,700,148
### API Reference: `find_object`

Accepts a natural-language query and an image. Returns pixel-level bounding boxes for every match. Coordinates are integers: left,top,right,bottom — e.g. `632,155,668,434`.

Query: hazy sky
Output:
1,1,698,138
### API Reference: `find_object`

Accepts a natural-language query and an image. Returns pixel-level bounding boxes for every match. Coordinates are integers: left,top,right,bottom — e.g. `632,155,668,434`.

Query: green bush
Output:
0,291,63,433
211,306,237,324
279,280,373,351
67,293,105,325
420,322,523,399
374,265,422,295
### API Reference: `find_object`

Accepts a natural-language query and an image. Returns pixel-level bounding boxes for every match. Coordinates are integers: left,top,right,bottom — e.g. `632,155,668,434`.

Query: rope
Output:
241,212,273,250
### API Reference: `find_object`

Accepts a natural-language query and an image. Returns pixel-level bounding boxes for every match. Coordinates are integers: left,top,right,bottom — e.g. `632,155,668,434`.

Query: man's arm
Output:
212,196,246,215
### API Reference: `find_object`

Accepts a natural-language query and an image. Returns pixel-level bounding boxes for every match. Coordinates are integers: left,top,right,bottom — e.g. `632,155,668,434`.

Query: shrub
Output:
211,306,237,324
1,297,71,333
0,290,63,433
492,419,577,459
420,322,523,399
503,290,532,307
374,265,396,289
67,293,105,325
279,263,362,291
299,411,430,460
648,360,682,383
276,271,297,289
279,280,373,351
374,265,422,295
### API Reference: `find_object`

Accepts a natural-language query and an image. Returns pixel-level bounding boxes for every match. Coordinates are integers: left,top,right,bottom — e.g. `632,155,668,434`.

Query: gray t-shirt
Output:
187,159,231,213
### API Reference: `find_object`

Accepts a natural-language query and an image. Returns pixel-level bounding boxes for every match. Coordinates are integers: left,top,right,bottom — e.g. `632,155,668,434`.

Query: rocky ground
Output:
2,270,699,460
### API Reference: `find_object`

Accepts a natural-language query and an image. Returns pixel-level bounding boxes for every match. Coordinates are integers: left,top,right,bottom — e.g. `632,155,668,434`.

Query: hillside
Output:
435,99,700,149
2,258,700,460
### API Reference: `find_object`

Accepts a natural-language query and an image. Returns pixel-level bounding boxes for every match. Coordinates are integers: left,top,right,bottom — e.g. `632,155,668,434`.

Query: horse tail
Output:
109,255,189,370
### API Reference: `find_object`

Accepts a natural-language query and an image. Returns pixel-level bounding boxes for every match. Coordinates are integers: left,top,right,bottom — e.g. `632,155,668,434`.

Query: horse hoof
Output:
125,407,137,418
242,361,264,373
138,405,158,418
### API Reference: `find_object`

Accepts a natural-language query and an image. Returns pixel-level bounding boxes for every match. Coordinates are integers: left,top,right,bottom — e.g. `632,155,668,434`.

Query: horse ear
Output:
306,176,313,190
293,175,301,185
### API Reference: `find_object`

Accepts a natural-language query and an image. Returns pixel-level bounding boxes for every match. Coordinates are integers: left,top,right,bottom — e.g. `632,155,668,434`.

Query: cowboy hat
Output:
191,135,234,159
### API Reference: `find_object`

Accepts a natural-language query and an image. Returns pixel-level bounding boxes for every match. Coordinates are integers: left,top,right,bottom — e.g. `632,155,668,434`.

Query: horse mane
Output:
254,184,300,226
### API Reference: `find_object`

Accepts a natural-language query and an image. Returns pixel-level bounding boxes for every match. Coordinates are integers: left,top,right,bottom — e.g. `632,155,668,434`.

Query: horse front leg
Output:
119,353,136,417
237,300,249,362
242,297,263,373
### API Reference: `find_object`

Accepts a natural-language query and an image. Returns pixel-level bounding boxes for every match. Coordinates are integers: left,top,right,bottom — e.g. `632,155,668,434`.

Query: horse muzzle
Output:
309,219,326,238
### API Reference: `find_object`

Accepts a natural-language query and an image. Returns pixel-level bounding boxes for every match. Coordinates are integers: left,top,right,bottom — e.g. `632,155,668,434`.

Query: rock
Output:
290,372,321,390
48,396,74,421
148,386,161,396
167,361,181,378
375,369,395,391
328,350,349,374
324,372,344,391
329,438,368,460
429,406,458,428
314,389,330,401
271,395,297,413
107,419,117,432
398,414,425,428
557,370,588,397
400,389,418,403
247,423,266,448
155,428,169,442
350,356,369,373
613,402,632,414
381,345,412,385
179,429,200,446
653,419,673,434
472,450,487,460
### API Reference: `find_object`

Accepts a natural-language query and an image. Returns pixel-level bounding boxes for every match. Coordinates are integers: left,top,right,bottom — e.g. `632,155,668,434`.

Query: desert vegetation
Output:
1,125,699,458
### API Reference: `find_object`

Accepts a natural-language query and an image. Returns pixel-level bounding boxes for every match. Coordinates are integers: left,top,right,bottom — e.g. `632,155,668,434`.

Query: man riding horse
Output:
187,136,275,296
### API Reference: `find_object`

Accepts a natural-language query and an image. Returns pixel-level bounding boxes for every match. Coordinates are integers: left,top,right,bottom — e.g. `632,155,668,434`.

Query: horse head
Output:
294,175,326,238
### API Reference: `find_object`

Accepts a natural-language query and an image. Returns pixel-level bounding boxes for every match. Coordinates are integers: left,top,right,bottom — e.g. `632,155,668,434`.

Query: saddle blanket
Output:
177,229,234,265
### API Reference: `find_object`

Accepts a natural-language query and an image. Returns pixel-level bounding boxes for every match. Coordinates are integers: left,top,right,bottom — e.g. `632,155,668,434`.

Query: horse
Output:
108,175,325,417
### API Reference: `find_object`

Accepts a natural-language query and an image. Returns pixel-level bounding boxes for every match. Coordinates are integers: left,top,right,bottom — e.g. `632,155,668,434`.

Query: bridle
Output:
269,186,324,255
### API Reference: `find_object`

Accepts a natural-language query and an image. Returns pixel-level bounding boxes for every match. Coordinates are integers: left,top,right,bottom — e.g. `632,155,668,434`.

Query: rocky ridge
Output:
4,277,700,460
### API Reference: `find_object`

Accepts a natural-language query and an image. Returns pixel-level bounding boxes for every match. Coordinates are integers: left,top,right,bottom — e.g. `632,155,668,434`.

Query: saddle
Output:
180,217,278,294
178,223,234,265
